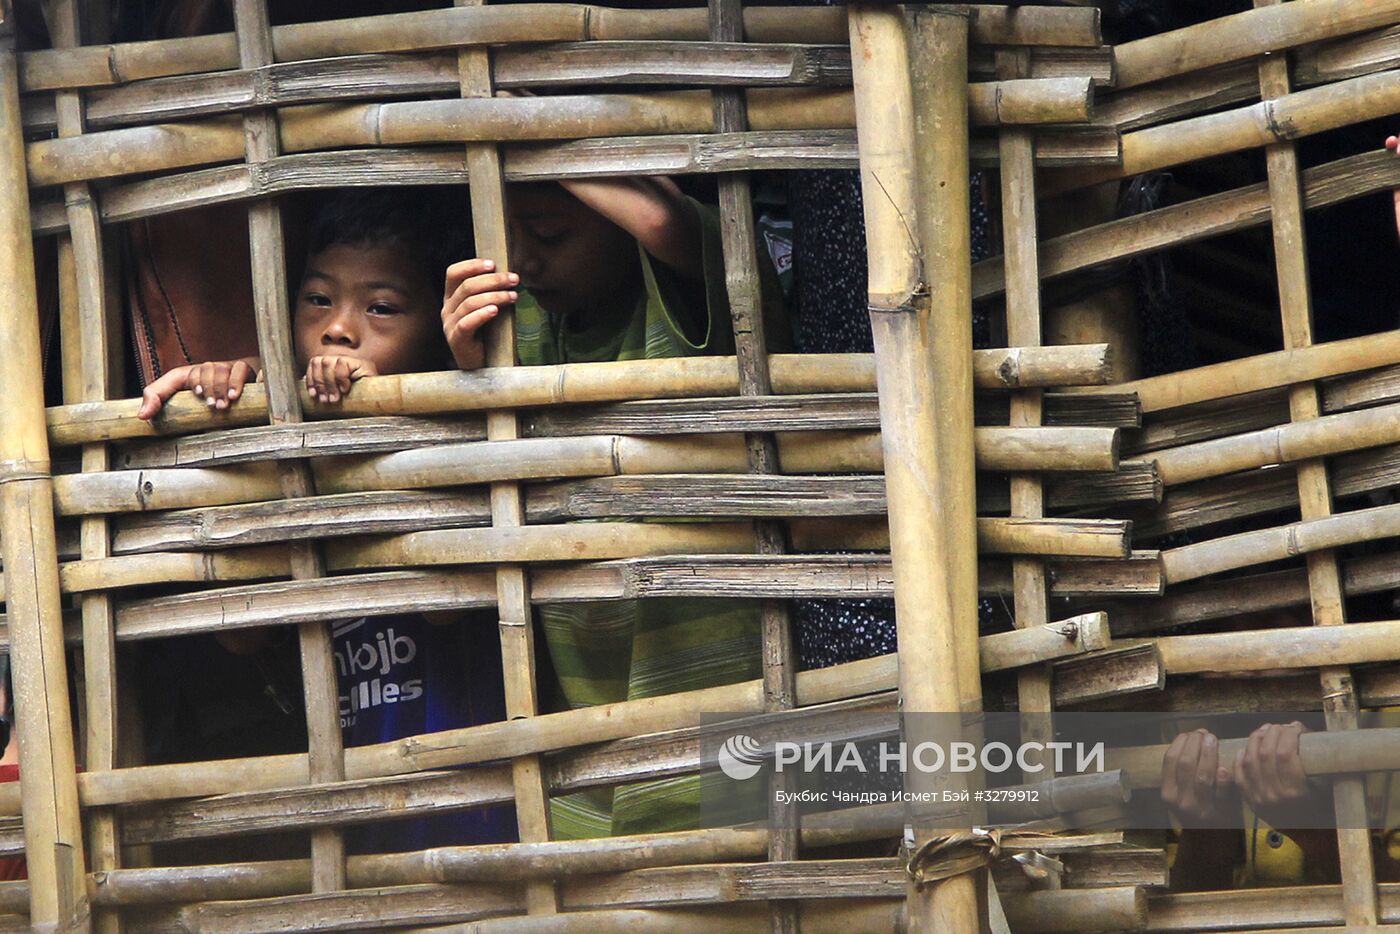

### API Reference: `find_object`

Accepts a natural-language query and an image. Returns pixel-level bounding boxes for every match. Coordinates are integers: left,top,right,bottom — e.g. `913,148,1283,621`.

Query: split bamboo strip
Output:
706,7,797,924
45,345,1114,447
458,11,558,919
43,1,122,926
233,0,346,891
1107,550,1400,635
23,81,1091,189
1145,884,1400,932
1256,21,1377,920
994,42,1055,775
972,150,1400,303
1151,401,1400,486
0,37,87,930
1114,0,1400,89
850,5,980,931
1161,501,1400,583
15,4,1100,93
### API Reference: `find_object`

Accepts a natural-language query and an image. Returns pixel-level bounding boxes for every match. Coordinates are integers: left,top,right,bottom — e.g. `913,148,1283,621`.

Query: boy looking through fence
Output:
137,188,515,852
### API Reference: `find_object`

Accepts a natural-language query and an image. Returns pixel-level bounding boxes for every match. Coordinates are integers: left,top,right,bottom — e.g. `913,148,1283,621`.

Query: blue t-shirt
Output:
332,612,516,852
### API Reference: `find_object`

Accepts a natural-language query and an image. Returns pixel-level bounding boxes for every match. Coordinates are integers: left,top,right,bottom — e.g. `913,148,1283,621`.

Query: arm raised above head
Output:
558,176,705,282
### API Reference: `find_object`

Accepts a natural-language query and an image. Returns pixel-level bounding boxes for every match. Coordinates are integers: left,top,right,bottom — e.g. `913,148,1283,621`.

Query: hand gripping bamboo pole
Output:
0,33,87,930
849,7,980,932
458,0,559,917
43,0,124,928
233,0,347,892
706,6,799,931
1254,4,1377,921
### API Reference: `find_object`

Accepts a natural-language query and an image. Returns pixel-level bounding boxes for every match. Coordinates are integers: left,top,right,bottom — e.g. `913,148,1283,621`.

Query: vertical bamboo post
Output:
707,2,799,932
457,0,559,917
993,47,1055,783
1255,1,1378,922
232,0,347,892
849,7,980,932
44,0,124,926
0,29,88,932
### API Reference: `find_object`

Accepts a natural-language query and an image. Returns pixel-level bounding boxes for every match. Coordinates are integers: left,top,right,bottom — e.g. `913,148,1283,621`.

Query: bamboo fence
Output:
0,0,1397,930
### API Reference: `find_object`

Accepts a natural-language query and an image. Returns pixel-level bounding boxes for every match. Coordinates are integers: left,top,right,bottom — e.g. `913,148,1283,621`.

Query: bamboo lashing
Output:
0,34,88,929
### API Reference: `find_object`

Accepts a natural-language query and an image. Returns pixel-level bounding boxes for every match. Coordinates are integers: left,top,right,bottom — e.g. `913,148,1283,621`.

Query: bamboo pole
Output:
1068,329,1400,413
1152,401,1400,486
233,0,346,891
1160,501,1400,583
15,4,1101,93
849,6,980,933
22,81,1094,190
458,2,559,917
1114,0,1400,89
42,344,1114,447
17,51,1092,134
1255,12,1377,920
43,1,123,929
0,36,87,930
1141,618,1400,676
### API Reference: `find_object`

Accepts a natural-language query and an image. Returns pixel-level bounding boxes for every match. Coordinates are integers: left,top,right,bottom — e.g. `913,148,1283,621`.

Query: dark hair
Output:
305,187,470,296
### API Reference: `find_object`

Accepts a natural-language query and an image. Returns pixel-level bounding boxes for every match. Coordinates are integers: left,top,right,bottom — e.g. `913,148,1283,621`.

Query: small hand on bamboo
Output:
304,354,377,404
137,357,260,421
441,258,518,371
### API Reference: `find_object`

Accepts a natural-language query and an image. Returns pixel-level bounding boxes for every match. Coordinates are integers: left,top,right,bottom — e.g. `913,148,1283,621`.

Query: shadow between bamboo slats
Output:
15,4,1101,92
972,149,1400,305
17,48,1093,134
23,80,1096,189
1104,549,1400,635
45,346,1114,446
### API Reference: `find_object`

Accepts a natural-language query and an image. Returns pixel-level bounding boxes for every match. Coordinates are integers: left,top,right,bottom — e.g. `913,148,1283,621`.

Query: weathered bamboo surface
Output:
7,2,1400,929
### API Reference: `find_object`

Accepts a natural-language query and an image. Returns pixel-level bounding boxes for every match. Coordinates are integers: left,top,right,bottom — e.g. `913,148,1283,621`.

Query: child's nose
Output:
321,308,358,347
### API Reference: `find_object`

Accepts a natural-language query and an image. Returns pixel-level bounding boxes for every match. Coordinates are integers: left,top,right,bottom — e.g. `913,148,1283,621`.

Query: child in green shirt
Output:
449,176,789,838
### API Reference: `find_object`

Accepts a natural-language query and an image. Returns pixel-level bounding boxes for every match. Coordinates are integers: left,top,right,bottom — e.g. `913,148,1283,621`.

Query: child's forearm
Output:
558,177,704,280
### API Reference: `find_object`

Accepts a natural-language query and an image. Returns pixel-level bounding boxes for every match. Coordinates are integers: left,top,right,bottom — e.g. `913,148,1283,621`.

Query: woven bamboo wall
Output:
0,0,1398,930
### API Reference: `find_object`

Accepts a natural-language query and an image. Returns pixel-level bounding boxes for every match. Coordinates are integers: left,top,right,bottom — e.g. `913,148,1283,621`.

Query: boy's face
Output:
507,185,641,322
293,243,441,375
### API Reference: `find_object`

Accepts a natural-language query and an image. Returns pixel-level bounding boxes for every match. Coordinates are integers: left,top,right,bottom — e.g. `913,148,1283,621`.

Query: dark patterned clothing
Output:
787,169,995,670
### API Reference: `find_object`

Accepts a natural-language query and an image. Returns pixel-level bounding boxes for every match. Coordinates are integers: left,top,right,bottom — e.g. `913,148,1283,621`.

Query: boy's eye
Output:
302,292,331,307
368,302,400,316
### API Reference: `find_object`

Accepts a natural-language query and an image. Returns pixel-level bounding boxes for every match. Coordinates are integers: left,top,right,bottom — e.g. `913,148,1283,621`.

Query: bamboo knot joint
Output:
997,348,1022,387
0,459,51,484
